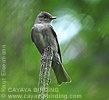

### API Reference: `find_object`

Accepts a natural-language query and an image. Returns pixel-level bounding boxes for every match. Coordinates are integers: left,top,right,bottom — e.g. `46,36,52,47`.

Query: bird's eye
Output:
43,16,47,18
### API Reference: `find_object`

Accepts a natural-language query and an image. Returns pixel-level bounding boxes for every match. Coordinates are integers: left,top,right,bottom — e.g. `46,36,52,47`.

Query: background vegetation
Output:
0,0,109,100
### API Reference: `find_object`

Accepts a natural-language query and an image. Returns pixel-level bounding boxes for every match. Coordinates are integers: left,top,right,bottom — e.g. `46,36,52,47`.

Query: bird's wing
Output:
50,25,62,63
31,27,34,43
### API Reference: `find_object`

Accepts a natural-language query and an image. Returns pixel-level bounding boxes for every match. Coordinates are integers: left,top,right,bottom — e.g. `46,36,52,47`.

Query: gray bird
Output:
31,11,71,85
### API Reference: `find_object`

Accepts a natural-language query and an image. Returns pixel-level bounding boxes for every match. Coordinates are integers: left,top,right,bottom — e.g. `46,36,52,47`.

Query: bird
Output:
31,11,71,85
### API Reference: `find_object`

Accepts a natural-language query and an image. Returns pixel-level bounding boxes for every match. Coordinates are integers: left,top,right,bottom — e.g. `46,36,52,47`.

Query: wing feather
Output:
50,25,62,63
31,27,34,43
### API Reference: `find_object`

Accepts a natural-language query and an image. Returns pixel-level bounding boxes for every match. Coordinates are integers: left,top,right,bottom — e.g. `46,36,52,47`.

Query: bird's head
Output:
36,12,56,23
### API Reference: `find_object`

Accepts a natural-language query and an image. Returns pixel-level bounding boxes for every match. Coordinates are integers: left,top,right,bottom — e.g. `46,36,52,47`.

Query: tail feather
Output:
52,61,71,85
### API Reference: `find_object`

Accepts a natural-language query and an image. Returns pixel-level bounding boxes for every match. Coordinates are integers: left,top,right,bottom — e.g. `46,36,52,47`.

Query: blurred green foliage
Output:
0,0,109,100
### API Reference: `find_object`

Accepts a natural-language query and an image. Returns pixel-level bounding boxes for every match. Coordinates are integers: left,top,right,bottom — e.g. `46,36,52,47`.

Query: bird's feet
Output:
41,46,53,62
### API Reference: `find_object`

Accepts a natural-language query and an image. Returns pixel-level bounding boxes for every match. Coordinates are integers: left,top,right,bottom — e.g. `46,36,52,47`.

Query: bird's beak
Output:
50,17,56,20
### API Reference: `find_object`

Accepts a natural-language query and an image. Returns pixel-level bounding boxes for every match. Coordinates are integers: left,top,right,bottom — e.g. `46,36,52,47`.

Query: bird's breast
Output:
33,23,58,53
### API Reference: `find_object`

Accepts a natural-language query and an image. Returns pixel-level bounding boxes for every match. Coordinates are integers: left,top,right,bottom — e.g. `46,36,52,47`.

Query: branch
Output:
38,46,53,100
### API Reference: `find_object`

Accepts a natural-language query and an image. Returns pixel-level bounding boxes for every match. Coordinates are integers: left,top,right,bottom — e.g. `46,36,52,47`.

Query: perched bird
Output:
31,11,71,85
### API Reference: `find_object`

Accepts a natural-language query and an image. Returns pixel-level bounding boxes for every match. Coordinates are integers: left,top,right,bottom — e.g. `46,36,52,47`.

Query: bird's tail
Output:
52,61,71,85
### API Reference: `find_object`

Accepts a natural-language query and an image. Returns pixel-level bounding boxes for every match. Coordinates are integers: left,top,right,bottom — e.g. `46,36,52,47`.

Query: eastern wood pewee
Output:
31,12,71,85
